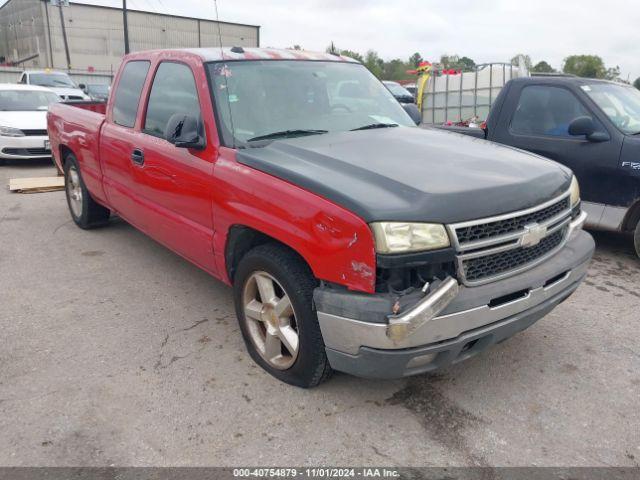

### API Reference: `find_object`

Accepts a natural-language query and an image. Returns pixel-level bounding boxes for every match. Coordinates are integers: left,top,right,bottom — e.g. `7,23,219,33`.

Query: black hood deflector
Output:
237,127,572,224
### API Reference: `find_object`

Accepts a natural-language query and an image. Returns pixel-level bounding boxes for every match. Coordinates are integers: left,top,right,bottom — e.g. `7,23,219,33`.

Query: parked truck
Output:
439,75,640,257
47,48,593,387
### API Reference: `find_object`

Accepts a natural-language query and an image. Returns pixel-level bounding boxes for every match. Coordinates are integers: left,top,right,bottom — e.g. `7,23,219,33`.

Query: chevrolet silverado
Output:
47,48,594,387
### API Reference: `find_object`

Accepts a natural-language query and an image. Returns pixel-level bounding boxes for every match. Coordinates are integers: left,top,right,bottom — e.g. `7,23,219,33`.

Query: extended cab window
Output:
143,62,201,138
510,85,591,138
113,61,150,128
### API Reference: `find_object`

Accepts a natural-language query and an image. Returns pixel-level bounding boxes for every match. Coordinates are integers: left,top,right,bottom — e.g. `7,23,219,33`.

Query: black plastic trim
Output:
376,247,455,268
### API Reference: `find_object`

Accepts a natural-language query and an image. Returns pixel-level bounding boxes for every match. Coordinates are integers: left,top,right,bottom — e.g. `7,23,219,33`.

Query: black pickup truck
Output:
441,75,640,257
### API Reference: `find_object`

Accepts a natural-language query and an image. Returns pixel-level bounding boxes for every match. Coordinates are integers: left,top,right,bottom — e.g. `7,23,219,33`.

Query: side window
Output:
113,61,150,128
510,85,592,137
19,74,26,84
143,62,200,138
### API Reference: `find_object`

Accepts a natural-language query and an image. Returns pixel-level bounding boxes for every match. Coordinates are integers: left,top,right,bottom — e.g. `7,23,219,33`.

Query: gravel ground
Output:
1,160,639,467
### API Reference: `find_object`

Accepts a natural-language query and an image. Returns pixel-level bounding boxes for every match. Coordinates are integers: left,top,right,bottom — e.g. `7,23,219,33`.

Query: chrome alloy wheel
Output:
66,166,83,218
242,271,299,370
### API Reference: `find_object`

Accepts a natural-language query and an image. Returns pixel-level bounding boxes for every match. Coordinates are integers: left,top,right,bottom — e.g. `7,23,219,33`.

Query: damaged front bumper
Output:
314,222,594,379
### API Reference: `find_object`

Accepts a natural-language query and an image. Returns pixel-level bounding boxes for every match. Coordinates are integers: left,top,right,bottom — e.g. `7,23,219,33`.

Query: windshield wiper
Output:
350,123,399,131
247,129,328,142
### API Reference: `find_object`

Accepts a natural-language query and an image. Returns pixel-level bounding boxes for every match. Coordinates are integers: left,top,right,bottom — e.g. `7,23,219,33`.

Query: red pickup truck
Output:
48,47,594,387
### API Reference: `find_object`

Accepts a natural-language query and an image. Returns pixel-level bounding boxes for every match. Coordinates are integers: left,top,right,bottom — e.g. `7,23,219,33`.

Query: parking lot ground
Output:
1,161,639,467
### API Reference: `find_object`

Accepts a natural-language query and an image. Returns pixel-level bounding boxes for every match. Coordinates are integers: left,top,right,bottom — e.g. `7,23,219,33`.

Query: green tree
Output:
364,50,384,78
511,54,532,70
458,56,476,70
339,49,364,63
409,52,423,67
532,60,555,73
562,55,607,78
439,54,475,71
439,54,460,69
634,77,640,90
605,65,621,81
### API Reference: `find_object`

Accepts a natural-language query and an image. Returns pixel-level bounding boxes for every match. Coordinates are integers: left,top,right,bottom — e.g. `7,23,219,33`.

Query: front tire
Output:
233,243,332,388
64,153,110,229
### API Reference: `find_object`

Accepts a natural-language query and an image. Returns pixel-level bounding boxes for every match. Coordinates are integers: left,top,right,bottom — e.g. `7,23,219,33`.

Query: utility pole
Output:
57,1,72,69
123,0,130,54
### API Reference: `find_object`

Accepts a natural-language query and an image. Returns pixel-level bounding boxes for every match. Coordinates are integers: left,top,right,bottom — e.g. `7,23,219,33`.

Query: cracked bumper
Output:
315,229,594,379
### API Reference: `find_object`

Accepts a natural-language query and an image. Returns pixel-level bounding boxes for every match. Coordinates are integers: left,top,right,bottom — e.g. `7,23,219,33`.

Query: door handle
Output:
131,148,144,166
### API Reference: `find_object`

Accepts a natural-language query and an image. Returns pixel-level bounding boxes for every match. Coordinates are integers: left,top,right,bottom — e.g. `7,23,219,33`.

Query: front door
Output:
492,83,623,208
128,61,216,273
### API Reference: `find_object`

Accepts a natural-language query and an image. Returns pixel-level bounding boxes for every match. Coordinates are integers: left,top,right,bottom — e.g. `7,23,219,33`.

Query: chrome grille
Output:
455,197,570,244
448,191,573,286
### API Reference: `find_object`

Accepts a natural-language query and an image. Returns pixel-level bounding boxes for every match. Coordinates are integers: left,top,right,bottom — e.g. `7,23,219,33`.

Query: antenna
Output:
213,0,237,149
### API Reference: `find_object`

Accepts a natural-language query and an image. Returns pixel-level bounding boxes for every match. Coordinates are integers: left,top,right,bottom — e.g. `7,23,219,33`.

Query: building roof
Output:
182,47,360,63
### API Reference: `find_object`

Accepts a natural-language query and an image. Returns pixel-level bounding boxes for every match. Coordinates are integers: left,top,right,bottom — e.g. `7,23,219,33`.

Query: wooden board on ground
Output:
9,176,65,194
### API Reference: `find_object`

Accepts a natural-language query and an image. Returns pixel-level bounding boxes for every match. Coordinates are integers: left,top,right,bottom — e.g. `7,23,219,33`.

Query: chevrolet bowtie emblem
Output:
521,223,548,247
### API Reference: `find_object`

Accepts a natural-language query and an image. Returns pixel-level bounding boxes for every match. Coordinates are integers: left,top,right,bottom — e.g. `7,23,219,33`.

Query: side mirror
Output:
568,116,609,142
402,103,421,125
79,83,86,91
165,113,205,150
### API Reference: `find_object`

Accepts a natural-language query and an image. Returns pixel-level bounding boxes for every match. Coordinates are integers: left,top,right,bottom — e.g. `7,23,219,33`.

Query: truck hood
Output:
237,126,572,223
0,111,47,130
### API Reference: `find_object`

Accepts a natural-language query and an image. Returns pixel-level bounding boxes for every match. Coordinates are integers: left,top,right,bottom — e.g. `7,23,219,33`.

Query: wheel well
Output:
59,145,73,167
622,199,640,232
225,225,306,282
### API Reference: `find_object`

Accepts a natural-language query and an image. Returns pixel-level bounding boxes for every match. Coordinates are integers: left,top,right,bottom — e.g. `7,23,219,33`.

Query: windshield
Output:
87,84,109,95
29,73,76,88
207,60,414,147
384,82,412,97
0,90,61,111
582,83,640,134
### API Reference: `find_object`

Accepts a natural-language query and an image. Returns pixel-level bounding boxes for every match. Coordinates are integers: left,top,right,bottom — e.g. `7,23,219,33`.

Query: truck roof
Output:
511,75,627,88
134,47,360,64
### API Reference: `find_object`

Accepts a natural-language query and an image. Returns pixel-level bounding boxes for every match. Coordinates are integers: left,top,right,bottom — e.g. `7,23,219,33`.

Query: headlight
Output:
569,176,580,207
370,222,450,254
0,126,25,137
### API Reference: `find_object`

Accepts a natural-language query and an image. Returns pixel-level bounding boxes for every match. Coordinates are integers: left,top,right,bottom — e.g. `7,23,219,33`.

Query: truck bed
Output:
47,101,107,199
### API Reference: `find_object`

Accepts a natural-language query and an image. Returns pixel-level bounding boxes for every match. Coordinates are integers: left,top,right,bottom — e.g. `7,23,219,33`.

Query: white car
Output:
0,84,61,163
18,70,90,101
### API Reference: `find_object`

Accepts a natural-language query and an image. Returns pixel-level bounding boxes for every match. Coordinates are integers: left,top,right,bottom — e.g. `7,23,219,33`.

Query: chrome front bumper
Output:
315,214,593,377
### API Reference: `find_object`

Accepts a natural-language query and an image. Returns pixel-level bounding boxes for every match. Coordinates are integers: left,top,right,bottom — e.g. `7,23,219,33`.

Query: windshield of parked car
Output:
88,84,109,95
384,82,413,98
207,60,414,147
583,83,640,134
29,73,77,88
0,90,61,111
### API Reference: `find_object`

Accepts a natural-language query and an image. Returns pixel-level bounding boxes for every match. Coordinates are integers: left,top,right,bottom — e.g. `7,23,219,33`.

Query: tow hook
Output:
386,277,459,342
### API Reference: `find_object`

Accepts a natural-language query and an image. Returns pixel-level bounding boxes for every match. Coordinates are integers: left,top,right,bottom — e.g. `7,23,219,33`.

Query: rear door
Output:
127,61,216,273
491,82,623,207
101,60,152,229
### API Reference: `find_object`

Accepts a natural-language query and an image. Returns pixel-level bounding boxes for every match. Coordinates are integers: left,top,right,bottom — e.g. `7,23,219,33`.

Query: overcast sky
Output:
4,0,639,81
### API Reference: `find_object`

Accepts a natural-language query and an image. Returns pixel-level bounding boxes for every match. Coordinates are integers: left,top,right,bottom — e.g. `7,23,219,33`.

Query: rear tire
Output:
634,221,640,258
233,243,332,388
64,153,110,229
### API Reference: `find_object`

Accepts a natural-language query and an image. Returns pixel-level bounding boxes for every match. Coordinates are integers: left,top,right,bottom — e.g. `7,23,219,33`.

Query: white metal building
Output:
0,0,260,74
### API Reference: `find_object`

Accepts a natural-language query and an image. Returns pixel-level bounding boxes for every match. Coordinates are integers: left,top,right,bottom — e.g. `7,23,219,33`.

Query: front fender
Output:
212,149,377,293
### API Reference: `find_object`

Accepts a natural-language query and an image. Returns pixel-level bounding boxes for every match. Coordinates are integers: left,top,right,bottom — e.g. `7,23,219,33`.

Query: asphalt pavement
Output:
1,160,639,467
